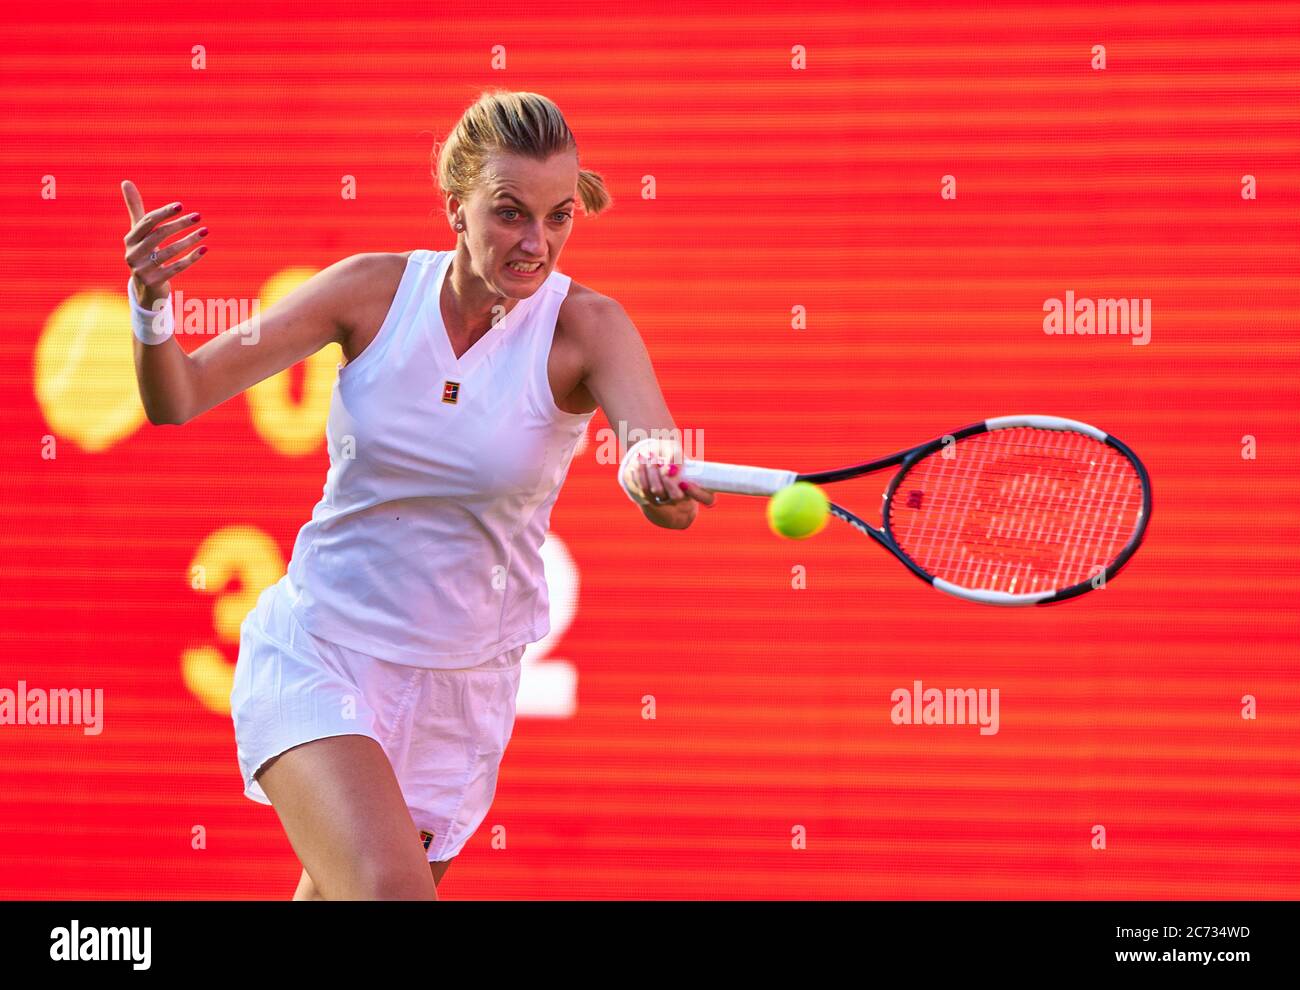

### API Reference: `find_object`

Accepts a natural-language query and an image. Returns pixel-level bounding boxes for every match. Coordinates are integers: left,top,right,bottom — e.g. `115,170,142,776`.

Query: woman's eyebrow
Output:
495,193,576,210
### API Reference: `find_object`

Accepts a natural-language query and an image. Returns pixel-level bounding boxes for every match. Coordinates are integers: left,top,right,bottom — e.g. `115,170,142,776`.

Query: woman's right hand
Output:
121,179,208,310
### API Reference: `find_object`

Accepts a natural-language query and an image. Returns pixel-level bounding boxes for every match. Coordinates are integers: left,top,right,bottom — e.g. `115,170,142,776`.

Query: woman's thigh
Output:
257,733,437,901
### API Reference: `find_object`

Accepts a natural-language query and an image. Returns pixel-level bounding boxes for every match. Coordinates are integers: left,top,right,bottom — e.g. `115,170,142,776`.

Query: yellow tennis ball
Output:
767,481,829,539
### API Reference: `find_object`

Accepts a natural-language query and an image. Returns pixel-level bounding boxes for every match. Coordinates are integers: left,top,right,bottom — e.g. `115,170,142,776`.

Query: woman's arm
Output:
576,294,714,529
134,257,372,426
166,255,382,425
122,179,398,427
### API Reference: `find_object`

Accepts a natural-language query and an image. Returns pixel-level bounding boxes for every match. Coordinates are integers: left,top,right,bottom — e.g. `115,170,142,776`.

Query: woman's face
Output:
453,149,579,298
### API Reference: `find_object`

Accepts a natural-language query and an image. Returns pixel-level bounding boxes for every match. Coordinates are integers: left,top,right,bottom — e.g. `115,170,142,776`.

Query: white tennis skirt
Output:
231,576,525,863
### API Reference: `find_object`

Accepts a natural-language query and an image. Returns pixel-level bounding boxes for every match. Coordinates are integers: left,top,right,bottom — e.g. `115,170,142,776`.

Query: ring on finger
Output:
148,250,159,263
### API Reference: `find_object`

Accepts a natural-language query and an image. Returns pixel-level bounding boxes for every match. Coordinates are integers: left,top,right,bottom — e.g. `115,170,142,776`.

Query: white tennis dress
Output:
231,248,596,862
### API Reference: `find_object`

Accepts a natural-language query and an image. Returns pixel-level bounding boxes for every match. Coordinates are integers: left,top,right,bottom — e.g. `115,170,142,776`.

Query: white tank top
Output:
283,249,596,668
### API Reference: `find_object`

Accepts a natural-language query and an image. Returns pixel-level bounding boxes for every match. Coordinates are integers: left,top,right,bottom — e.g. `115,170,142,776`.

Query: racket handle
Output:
681,459,798,496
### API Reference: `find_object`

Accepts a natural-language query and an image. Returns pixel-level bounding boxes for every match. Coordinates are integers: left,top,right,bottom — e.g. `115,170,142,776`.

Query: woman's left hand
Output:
636,455,716,510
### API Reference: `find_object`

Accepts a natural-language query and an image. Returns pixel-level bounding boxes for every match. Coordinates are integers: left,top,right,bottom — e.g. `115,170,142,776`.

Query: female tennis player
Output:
123,89,715,900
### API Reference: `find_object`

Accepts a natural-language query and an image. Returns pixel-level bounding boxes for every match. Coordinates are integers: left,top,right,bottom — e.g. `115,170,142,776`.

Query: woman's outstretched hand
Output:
121,180,208,310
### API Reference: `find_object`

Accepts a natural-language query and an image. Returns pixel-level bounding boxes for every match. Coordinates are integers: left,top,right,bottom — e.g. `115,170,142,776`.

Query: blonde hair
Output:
433,89,612,218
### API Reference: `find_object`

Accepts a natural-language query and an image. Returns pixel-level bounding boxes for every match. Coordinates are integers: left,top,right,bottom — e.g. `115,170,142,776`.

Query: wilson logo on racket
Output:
676,415,1151,607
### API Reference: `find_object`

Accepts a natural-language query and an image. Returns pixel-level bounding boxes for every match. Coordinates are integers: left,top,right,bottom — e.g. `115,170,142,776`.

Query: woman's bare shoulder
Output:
563,278,612,305
558,279,624,332
336,251,419,363
330,251,414,297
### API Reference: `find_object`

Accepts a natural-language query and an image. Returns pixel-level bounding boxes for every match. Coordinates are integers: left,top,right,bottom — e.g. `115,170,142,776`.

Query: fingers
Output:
134,223,207,268
637,461,656,501
640,460,715,508
121,180,144,224
124,198,185,247
156,243,208,282
123,206,207,292
136,211,203,250
681,479,716,506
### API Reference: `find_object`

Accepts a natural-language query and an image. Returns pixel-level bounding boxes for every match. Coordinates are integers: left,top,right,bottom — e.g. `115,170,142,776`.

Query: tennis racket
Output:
680,415,1151,606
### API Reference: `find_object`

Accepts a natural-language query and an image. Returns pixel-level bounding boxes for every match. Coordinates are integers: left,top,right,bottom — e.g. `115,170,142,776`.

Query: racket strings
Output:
887,427,1144,594
903,435,1137,590
935,440,1134,587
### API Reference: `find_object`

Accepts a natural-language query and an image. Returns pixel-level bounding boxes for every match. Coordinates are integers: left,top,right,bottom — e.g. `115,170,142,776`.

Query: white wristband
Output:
127,277,175,345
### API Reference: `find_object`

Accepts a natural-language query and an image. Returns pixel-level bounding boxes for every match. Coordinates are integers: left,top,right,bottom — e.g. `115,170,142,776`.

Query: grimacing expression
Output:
456,150,579,295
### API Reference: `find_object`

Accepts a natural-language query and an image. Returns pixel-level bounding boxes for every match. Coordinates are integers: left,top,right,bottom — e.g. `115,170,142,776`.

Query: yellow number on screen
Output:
181,525,285,715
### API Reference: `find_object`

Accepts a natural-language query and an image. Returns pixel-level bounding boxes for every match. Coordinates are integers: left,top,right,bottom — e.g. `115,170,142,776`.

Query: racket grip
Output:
681,460,798,496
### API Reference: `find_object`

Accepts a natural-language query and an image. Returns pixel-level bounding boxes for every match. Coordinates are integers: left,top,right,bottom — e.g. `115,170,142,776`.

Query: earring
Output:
455,221,464,231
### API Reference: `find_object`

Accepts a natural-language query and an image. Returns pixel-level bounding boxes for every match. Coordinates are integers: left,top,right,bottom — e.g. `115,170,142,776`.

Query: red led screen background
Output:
2,1,1297,899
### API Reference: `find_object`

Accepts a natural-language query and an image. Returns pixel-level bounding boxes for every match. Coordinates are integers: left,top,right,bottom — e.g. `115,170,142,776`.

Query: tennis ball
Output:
767,482,829,539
